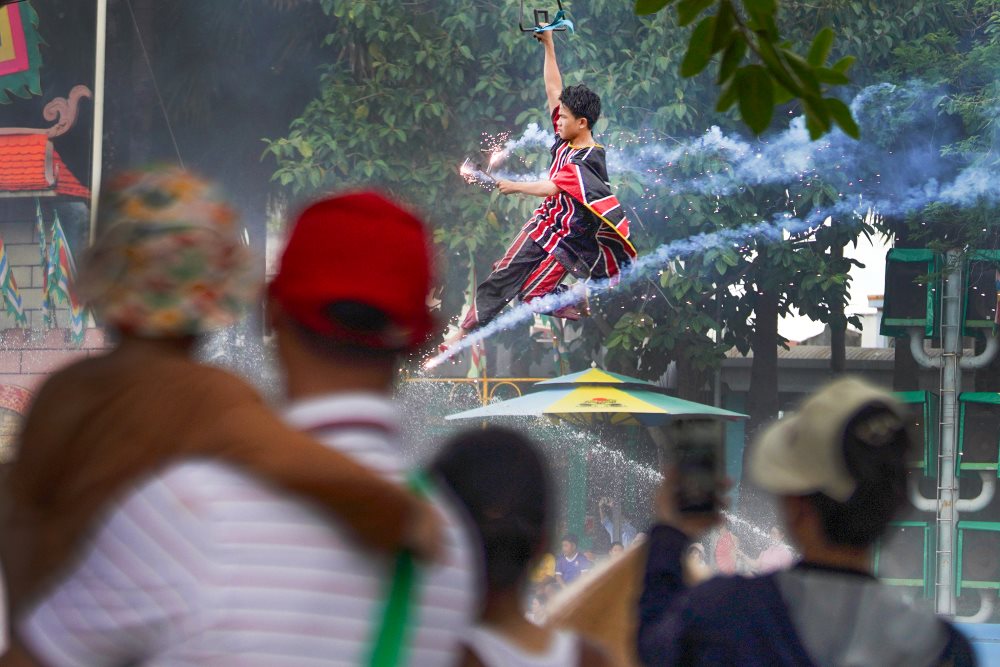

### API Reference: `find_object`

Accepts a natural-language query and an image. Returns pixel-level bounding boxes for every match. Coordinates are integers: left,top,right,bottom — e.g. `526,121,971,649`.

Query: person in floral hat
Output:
1,167,441,666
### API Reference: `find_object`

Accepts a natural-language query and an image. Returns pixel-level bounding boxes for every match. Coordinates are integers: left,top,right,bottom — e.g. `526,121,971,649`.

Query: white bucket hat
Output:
748,377,907,502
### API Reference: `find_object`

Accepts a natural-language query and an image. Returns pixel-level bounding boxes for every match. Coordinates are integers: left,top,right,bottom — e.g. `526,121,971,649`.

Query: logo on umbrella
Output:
578,397,624,408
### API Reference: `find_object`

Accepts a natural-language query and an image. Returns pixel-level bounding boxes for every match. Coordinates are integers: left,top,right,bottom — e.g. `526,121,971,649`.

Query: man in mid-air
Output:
447,28,636,347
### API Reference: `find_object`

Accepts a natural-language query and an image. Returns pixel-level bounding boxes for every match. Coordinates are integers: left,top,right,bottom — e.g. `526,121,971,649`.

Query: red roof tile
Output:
0,134,90,199
53,153,90,199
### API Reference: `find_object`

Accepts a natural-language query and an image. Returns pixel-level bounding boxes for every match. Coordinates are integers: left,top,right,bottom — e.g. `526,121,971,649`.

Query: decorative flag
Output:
35,199,52,328
540,314,570,375
464,256,487,379
0,2,43,104
45,211,86,344
0,235,25,325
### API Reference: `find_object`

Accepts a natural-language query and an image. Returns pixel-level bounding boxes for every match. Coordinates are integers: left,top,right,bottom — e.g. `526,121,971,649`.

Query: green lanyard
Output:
367,471,433,667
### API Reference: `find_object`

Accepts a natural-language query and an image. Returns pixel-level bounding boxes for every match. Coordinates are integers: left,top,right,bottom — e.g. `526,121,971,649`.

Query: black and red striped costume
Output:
462,107,637,330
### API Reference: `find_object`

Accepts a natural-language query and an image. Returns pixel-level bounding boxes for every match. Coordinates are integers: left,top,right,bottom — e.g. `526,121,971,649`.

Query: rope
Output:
124,0,185,170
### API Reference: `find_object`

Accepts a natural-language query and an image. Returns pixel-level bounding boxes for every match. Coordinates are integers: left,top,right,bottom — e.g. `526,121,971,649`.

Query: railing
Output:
402,376,547,406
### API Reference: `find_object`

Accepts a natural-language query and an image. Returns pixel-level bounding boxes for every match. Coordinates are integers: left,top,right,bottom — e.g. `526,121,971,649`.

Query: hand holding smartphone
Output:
672,420,724,515
655,419,728,539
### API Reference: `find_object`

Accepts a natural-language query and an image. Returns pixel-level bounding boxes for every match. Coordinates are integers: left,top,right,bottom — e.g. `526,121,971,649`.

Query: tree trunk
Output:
674,341,706,402
830,244,847,375
747,287,780,439
890,220,921,391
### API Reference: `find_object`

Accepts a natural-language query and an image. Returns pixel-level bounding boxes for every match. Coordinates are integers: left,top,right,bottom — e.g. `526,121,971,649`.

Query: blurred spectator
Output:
430,426,612,666
638,377,977,666
3,184,469,665
586,512,612,557
556,534,593,587
531,552,557,584
598,497,638,547
610,541,625,556
751,525,797,574
527,597,547,625
713,524,741,575
684,543,712,585
543,577,561,602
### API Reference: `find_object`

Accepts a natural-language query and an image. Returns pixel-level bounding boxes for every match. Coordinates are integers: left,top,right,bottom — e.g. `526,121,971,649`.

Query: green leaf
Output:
814,67,849,85
716,36,746,84
773,81,794,104
680,16,716,77
783,51,821,96
744,0,777,18
634,0,674,15
710,1,735,53
831,55,856,74
807,27,835,67
825,97,860,139
804,108,828,140
677,0,713,27
735,65,774,134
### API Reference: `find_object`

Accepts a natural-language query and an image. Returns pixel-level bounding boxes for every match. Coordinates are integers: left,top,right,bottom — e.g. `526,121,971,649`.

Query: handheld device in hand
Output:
459,158,498,191
671,420,724,515
519,0,569,32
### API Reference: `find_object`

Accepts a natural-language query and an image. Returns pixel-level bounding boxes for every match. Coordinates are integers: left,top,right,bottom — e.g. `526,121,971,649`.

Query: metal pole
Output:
908,251,998,618
714,293,723,407
935,249,962,617
89,0,108,244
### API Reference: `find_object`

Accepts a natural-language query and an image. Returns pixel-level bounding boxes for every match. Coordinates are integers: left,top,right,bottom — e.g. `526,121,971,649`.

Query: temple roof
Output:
0,133,90,199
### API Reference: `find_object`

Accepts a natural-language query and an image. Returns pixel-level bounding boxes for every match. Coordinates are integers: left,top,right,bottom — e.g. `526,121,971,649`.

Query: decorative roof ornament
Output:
0,86,92,199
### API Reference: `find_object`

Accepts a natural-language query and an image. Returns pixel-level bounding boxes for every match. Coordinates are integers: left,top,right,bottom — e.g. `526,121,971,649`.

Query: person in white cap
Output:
637,377,977,667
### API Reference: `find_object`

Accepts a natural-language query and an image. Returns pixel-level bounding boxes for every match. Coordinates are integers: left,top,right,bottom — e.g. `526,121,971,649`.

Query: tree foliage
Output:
635,0,859,138
265,0,997,413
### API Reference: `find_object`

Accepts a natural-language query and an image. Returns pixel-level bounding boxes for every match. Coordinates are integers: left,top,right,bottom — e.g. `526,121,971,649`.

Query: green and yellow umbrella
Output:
446,366,747,426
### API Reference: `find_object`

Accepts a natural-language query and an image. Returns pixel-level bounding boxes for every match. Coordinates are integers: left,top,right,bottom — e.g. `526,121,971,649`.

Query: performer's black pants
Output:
462,230,569,330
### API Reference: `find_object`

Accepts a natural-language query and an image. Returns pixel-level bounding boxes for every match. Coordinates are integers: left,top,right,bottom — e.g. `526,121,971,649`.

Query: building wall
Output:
0,212,112,395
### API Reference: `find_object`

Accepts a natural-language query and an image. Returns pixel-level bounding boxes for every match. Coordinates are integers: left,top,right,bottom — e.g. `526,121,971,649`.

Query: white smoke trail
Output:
426,81,1000,368
424,211,825,368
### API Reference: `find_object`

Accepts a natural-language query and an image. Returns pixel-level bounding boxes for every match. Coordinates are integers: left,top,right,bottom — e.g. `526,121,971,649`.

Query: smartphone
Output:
670,420,724,515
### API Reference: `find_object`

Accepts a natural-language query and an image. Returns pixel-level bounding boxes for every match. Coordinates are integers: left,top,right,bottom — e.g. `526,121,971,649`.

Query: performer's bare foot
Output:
551,284,590,320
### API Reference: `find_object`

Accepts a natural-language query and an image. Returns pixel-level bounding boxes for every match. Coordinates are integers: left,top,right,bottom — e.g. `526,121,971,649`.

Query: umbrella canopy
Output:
446,367,748,427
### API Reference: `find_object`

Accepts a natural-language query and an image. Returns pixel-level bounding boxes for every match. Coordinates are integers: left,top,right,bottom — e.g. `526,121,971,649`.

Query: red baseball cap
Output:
269,191,434,351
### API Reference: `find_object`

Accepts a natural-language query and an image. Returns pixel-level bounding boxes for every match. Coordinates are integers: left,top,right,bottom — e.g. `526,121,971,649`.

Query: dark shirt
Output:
556,551,592,585
638,524,977,667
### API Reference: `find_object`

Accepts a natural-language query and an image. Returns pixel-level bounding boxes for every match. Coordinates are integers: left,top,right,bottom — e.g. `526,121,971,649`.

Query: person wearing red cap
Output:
445,30,636,348
262,191,477,665
3,174,448,667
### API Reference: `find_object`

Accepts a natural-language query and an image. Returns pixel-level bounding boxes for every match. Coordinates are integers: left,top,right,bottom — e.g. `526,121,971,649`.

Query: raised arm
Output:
536,30,562,113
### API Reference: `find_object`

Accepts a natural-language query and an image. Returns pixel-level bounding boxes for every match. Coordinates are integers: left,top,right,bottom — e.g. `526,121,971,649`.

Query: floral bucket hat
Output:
78,166,259,337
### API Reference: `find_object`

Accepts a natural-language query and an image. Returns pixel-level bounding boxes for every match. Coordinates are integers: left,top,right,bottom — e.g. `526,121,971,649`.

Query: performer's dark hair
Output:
560,84,601,131
806,403,911,547
430,427,552,592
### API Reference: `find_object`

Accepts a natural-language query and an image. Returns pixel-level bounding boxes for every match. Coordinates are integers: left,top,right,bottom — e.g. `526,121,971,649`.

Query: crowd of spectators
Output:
0,171,979,666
